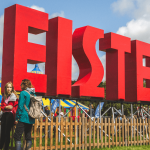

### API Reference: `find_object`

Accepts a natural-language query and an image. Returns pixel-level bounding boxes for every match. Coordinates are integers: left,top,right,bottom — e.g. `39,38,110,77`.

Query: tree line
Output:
72,81,147,116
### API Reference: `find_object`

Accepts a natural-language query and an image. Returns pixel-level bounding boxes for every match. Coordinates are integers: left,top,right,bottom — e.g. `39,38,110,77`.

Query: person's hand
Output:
5,105,13,110
14,120,18,124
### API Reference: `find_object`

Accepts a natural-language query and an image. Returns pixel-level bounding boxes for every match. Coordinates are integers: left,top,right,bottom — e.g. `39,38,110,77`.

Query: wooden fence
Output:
9,115,150,150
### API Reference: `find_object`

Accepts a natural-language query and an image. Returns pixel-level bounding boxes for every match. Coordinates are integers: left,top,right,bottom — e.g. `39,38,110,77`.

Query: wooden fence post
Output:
104,118,107,148
82,113,85,150
55,117,58,150
60,117,63,150
119,118,121,147
39,117,43,150
140,119,142,146
101,118,103,148
93,117,95,148
108,118,110,148
148,119,150,145
74,117,77,150
65,118,68,150
97,118,99,149
133,118,136,146
146,119,148,145
143,119,145,145
84,117,87,150
123,116,127,146
70,117,73,150
111,117,114,147
89,117,91,150
127,119,129,146
131,118,133,146
122,116,124,147
45,117,48,150
79,117,81,150
115,118,117,147
50,116,53,150
137,118,139,146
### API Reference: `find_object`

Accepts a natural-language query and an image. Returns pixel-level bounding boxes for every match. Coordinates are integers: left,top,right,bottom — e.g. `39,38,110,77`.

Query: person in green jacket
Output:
14,79,35,150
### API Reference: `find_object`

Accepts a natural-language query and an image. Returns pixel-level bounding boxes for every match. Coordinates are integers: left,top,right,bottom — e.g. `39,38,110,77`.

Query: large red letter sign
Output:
126,40,150,102
99,33,131,100
71,26,104,98
46,17,72,96
2,4,48,93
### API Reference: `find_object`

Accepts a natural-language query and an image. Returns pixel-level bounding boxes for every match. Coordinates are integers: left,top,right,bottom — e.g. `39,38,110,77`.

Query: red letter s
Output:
72,26,104,98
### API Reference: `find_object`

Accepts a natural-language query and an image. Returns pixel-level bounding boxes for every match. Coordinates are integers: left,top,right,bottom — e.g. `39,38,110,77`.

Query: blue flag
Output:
95,102,104,118
51,99,59,113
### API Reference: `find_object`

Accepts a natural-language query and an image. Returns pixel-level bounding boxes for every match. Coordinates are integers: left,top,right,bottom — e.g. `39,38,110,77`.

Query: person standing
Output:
43,105,50,122
14,79,35,150
0,82,18,150
88,104,95,117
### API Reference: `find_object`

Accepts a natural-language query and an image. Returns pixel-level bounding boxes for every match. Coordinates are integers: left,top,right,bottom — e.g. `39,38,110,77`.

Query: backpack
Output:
24,90,43,119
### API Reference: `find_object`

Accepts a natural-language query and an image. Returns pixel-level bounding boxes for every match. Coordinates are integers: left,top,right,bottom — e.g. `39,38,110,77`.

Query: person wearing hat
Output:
43,105,50,122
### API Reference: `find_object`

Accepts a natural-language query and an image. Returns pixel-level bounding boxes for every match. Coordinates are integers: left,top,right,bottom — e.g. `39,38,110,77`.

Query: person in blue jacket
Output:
14,79,35,150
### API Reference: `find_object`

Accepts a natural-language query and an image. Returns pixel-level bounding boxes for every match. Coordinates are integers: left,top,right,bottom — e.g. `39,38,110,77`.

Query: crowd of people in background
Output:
1,79,150,150
136,106,150,119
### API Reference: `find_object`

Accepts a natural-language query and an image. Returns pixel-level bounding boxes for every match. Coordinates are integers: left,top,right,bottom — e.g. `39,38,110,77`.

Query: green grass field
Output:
92,145,150,150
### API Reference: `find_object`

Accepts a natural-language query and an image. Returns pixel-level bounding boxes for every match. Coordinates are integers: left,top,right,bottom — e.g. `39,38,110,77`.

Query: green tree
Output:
71,80,145,117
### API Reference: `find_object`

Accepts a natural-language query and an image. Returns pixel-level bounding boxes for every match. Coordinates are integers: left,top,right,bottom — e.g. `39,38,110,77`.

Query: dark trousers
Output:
14,121,32,141
0,112,14,150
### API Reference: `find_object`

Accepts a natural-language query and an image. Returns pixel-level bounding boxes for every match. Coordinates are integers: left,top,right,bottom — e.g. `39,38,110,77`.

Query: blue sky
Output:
0,0,149,81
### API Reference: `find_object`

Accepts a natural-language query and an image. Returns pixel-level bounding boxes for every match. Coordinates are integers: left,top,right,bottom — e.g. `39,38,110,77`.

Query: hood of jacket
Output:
9,93,17,101
26,88,35,93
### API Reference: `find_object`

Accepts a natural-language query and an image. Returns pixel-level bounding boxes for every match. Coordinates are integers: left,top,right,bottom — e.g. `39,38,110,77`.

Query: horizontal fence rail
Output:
7,115,150,150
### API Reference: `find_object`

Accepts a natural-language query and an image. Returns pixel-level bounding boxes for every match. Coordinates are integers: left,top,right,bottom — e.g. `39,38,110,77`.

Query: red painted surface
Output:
46,17,72,96
2,4,150,102
2,4,48,93
126,40,150,102
99,32,131,100
71,26,104,98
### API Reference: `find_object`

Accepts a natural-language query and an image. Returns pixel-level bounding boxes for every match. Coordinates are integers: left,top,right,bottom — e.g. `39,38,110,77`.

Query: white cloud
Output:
30,5,45,12
49,11,65,19
111,0,150,44
28,32,46,45
117,18,150,43
72,56,79,81
112,0,150,19
99,55,106,81
132,0,150,19
111,0,135,15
